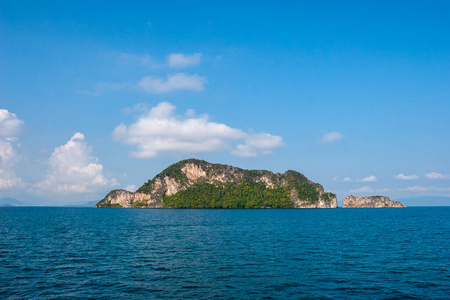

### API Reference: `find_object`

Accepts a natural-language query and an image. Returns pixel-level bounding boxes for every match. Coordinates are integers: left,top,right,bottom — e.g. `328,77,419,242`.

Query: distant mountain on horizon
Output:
394,196,450,206
63,200,99,207
0,198,100,207
0,198,28,206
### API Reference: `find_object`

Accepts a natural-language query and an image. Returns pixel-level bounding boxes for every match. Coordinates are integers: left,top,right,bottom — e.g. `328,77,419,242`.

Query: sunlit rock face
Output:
181,163,206,181
96,190,157,208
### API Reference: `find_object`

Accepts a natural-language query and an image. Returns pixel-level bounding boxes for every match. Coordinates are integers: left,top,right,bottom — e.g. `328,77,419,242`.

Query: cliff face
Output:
96,190,160,208
96,159,337,209
343,195,406,208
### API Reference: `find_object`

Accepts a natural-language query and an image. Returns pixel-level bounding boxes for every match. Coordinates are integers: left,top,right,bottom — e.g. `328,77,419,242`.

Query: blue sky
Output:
1,1,449,205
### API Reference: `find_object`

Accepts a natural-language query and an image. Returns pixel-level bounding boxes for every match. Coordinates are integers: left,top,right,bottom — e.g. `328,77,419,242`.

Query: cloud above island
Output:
138,73,206,94
424,172,450,180
350,186,374,194
395,173,419,180
113,102,284,158
34,133,118,194
319,131,343,143
82,51,207,96
359,175,377,182
118,52,203,69
231,133,284,157
168,53,202,68
399,186,450,193
81,73,206,96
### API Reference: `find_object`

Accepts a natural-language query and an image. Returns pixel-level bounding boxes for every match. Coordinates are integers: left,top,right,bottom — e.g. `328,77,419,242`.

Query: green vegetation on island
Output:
163,181,293,208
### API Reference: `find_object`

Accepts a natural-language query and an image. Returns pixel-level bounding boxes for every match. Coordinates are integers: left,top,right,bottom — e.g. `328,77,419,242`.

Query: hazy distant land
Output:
395,197,450,207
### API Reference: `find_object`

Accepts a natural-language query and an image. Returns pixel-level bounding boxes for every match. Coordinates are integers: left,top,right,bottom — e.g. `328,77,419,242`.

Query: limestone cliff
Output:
343,195,406,208
96,190,159,208
96,158,337,208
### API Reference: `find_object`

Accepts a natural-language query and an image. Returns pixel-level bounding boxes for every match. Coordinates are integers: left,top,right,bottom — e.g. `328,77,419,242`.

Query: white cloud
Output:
113,102,284,158
342,177,352,182
185,109,196,118
119,52,202,69
0,109,23,138
319,131,343,143
0,139,18,167
359,175,377,182
123,103,152,114
425,172,450,179
395,173,419,180
0,177,23,189
138,73,206,93
232,133,283,157
34,133,118,194
0,109,24,189
400,186,450,192
125,185,137,192
332,176,338,181
350,186,374,194
168,53,202,68
81,52,205,96
403,185,429,192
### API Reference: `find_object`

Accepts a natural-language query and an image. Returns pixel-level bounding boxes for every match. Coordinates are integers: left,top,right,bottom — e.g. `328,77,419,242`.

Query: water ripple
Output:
0,207,449,299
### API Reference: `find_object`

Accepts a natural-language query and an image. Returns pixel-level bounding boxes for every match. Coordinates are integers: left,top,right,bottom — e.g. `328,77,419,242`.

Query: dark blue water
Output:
1,207,449,299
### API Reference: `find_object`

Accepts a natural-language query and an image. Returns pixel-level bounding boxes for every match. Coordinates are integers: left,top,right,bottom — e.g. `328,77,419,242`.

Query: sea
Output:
1,207,449,299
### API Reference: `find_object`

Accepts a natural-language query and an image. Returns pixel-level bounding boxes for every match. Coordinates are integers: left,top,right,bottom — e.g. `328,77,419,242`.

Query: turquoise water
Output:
1,207,449,299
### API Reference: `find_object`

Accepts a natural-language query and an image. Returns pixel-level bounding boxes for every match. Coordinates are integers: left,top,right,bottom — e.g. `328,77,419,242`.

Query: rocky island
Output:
96,159,337,209
343,195,406,208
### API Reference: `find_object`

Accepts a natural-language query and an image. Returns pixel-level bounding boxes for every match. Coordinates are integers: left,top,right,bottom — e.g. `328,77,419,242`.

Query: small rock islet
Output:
343,195,406,208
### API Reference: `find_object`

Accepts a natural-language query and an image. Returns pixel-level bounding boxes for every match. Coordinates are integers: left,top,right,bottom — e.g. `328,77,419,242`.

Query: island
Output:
343,195,406,208
96,158,337,208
